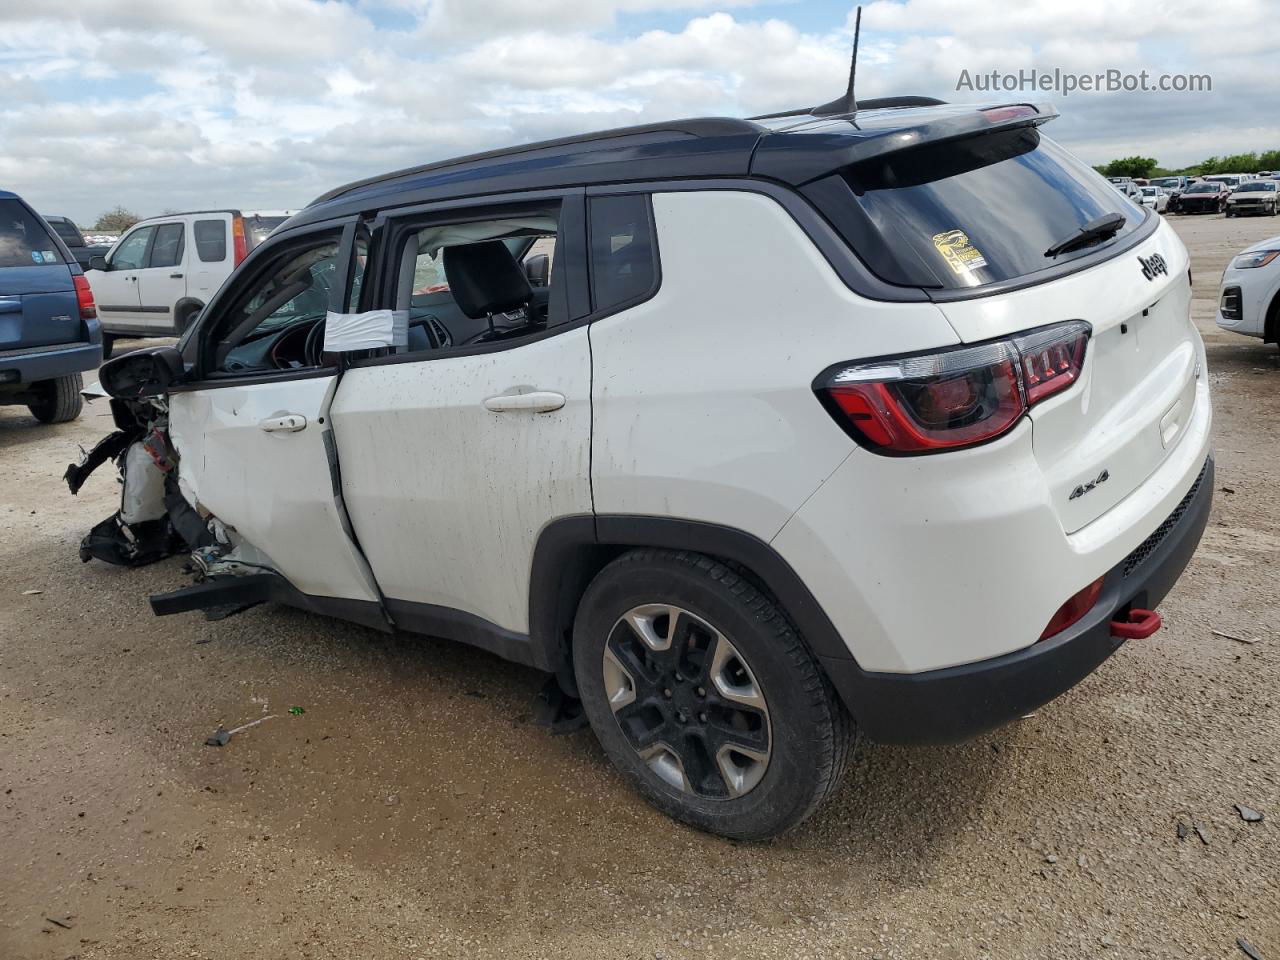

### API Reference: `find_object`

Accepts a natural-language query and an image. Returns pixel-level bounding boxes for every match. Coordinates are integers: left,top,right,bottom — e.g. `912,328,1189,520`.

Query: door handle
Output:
169,273,183,279
483,391,566,413
259,414,307,433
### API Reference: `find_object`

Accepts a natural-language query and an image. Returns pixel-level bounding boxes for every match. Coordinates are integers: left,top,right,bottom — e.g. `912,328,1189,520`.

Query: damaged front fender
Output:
65,395,192,567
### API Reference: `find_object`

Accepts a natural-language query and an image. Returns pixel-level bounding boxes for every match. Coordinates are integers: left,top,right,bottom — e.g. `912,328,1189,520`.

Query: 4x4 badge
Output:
1138,253,1168,281
1069,469,1111,501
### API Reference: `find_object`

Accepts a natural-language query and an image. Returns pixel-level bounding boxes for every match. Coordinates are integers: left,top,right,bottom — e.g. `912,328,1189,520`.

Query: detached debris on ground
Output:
205,715,277,748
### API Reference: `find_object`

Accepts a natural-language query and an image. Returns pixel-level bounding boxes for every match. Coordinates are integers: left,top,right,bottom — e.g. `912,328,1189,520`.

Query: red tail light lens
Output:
73,274,97,320
1016,322,1090,404
981,104,1039,123
819,321,1090,454
232,216,248,266
1040,576,1104,640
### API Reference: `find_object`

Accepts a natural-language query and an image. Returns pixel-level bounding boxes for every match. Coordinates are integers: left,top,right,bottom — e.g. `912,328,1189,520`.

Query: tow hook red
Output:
1110,608,1162,639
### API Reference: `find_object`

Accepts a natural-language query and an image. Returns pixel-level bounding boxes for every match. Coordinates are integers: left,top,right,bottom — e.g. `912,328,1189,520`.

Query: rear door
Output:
135,220,187,332
91,224,151,325
0,199,80,350
331,192,593,640
190,215,233,302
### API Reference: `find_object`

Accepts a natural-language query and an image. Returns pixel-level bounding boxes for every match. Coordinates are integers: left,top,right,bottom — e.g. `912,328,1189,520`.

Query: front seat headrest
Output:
442,240,532,319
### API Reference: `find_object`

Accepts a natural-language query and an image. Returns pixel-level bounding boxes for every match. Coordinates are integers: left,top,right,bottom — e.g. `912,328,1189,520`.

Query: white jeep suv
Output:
79,98,1213,839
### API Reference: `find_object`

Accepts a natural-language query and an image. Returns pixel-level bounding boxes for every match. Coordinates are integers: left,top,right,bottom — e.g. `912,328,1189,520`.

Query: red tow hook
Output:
1110,608,1162,639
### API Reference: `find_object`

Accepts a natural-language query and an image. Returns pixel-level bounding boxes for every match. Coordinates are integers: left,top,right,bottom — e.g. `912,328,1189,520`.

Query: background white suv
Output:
85,98,1213,839
86,209,293,356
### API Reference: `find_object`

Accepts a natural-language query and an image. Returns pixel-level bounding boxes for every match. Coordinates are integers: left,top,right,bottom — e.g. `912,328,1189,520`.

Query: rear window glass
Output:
829,128,1144,289
245,216,288,249
193,220,227,262
47,219,83,245
0,200,63,268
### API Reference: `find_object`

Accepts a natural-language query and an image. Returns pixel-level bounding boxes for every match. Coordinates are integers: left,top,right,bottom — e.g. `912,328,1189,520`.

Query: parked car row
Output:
0,197,296,424
1111,172,1280,217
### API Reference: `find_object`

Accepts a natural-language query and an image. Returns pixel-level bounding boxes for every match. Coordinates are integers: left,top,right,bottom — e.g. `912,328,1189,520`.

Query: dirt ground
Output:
2,212,1278,960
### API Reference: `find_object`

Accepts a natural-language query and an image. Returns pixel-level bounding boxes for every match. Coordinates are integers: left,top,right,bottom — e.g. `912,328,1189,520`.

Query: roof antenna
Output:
812,5,861,117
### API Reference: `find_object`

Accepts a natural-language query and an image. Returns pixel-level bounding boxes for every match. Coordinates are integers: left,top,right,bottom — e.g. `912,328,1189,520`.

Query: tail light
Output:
818,321,1090,454
73,274,97,320
232,216,248,266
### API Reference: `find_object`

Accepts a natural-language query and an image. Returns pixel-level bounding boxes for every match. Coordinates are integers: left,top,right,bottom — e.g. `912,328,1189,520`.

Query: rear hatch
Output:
936,229,1198,532
1,200,81,350
791,113,1200,532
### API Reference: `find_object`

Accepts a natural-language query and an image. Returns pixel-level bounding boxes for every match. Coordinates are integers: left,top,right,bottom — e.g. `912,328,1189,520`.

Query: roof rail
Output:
310,117,762,207
747,96,947,122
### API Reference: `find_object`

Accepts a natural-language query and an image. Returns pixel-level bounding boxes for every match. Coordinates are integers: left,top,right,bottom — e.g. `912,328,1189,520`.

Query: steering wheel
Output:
303,317,326,368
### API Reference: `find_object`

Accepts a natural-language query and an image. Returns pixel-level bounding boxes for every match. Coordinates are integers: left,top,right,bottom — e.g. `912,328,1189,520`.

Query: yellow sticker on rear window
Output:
932,229,989,275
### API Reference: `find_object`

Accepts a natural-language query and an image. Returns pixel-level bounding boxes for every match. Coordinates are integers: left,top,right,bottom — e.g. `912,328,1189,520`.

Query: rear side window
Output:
588,194,657,312
817,128,1145,290
47,219,84,246
0,200,63,267
149,223,185,268
194,219,227,262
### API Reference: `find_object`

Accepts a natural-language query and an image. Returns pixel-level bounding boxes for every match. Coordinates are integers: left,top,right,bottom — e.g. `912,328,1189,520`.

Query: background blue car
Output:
0,190,103,422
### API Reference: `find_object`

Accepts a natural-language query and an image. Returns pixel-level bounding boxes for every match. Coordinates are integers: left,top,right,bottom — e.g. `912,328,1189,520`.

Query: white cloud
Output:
0,1,1274,224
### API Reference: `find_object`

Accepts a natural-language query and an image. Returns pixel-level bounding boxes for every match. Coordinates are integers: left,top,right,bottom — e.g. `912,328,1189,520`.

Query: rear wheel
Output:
175,302,202,335
101,335,114,360
572,549,855,840
27,373,84,424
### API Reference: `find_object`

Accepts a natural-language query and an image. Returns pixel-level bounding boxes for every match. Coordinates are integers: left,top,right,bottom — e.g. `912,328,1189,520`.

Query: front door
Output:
91,224,150,327
135,220,188,333
168,221,381,609
330,194,593,638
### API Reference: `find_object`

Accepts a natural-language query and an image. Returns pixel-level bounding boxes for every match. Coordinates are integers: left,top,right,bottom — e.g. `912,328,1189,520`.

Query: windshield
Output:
0,200,64,268
1152,179,1180,188
1186,184,1218,193
830,128,1144,289
1237,182,1275,192
1141,187,1157,195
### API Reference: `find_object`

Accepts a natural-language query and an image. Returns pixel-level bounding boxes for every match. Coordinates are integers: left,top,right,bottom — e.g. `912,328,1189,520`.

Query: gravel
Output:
1,214,1278,959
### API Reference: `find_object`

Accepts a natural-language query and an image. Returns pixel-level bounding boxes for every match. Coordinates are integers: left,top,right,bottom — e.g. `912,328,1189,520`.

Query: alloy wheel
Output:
602,604,771,800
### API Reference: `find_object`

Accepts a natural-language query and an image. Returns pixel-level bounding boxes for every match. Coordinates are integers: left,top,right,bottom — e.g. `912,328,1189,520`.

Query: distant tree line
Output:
1093,150,1280,180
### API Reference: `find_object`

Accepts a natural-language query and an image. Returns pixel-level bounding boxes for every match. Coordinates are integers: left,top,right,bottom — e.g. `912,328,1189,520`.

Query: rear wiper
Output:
1044,212,1126,259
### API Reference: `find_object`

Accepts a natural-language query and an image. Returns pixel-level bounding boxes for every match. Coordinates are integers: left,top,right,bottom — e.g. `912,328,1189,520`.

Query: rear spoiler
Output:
751,102,1059,186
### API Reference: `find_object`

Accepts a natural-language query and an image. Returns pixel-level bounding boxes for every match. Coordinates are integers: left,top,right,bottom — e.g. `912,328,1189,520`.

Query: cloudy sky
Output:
1,0,1274,225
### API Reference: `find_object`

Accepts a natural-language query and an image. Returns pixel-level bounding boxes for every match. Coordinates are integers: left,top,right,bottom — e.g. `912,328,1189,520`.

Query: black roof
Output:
295,99,1056,228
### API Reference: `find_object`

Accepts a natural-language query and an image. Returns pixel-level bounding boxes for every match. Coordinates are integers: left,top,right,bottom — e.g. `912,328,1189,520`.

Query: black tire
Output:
175,302,202,334
101,334,114,360
27,373,84,424
572,548,855,840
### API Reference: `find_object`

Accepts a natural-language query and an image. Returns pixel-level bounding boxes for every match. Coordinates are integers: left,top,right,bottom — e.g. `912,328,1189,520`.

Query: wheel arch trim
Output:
528,515,858,684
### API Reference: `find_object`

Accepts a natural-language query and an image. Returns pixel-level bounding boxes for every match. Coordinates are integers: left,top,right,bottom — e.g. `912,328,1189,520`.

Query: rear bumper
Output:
0,339,102,385
825,455,1213,744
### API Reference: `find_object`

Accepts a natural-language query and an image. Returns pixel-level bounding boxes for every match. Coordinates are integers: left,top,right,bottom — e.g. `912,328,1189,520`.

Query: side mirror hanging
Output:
98,345,186,399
